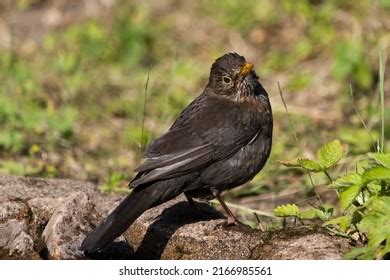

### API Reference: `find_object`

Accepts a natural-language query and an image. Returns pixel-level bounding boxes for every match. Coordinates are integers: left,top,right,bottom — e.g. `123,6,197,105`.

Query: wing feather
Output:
130,94,262,187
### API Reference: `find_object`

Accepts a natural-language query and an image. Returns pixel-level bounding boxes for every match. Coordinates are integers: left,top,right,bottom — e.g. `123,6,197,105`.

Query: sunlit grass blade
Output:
139,67,152,162
277,81,298,144
379,46,385,153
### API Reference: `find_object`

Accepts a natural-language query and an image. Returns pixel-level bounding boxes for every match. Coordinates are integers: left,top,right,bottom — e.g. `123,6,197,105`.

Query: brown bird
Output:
81,53,273,254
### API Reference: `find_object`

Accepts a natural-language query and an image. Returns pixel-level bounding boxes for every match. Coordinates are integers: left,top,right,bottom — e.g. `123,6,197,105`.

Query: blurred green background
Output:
0,0,389,222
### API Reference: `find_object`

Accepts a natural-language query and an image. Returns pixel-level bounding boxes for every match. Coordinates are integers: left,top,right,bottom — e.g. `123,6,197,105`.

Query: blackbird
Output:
81,52,273,254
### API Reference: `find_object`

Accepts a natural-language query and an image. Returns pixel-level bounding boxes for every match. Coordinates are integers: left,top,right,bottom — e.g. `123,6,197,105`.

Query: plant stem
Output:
307,170,324,204
253,213,265,231
379,46,385,153
324,170,339,197
324,171,333,183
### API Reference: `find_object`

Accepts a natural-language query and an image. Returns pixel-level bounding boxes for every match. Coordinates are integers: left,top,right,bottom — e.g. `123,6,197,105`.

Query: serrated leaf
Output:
324,215,352,232
358,197,390,258
344,247,375,260
319,204,334,213
313,204,334,222
380,237,390,257
278,158,302,167
315,207,333,222
339,185,362,212
366,182,381,195
363,166,390,182
299,208,317,219
332,172,363,189
298,159,324,172
368,153,390,168
273,204,300,217
317,140,344,169
279,158,324,172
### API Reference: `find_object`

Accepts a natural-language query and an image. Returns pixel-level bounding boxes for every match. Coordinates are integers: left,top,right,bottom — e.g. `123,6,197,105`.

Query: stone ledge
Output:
0,175,352,259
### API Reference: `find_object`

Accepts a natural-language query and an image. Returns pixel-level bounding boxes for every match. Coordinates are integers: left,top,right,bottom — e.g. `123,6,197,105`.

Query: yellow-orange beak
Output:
239,62,254,77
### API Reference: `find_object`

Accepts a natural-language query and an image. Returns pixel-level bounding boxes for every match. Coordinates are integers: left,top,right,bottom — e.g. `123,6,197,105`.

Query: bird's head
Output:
208,52,259,98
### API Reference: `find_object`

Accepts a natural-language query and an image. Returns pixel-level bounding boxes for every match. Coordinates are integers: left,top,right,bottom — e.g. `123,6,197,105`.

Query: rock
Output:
0,219,38,259
0,200,29,222
0,175,354,260
0,175,123,259
259,227,353,260
28,197,61,242
0,175,121,216
122,196,353,260
0,196,39,259
39,191,133,259
41,192,94,259
123,196,265,259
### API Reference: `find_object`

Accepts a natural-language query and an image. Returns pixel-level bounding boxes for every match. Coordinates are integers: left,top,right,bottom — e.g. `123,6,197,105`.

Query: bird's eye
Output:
222,76,232,84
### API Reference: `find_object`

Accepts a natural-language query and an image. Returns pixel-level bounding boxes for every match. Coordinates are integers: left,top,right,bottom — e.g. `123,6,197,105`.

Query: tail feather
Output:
81,186,158,254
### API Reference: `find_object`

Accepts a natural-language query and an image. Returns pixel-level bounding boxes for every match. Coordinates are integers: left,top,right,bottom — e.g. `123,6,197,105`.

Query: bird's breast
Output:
198,89,272,191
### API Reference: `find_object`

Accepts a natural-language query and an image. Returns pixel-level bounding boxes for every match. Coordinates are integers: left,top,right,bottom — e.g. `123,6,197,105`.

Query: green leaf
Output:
339,185,362,212
344,247,375,260
298,159,324,172
273,204,300,217
317,140,344,169
280,140,344,172
366,181,382,194
278,158,302,167
315,205,334,221
299,206,334,221
299,208,317,219
332,172,363,189
279,158,323,172
381,237,390,257
363,166,390,182
358,196,390,258
368,153,390,169
324,215,352,232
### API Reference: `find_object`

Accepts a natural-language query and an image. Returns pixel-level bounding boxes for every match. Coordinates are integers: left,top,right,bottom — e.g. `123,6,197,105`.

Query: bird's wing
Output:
131,94,261,187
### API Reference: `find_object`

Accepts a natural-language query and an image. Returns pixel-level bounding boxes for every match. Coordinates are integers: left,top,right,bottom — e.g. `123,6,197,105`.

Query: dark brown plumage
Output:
81,52,273,254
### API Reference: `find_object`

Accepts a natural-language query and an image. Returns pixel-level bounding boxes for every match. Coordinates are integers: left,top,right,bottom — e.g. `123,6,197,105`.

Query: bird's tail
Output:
81,185,163,254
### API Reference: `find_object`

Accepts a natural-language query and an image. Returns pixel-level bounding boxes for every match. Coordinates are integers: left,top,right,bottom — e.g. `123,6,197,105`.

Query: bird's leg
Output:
184,192,201,214
212,190,239,226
